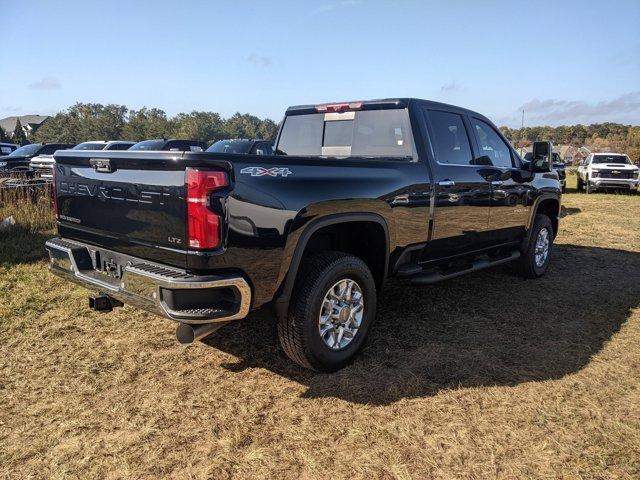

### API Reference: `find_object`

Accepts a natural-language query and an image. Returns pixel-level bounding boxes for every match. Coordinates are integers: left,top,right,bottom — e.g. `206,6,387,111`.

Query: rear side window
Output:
425,110,473,165
276,109,413,158
470,118,513,168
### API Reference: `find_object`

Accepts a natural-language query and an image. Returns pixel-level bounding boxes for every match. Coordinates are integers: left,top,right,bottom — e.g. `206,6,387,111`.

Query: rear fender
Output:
273,212,390,318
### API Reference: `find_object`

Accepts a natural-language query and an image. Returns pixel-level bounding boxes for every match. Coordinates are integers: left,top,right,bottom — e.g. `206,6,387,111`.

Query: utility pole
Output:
521,109,525,129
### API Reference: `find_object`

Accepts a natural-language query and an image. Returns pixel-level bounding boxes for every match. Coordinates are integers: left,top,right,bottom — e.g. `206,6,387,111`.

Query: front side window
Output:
470,118,513,168
425,110,473,165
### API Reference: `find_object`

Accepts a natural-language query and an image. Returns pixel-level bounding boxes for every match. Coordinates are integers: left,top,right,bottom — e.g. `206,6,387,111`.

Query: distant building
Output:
0,115,50,138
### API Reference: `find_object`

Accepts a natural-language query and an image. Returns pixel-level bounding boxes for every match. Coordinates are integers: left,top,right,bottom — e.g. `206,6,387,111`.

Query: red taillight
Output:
315,101,363,113
186,168,227,249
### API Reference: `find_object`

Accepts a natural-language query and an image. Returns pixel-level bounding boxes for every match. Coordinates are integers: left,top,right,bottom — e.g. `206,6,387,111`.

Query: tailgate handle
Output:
90,158,115,173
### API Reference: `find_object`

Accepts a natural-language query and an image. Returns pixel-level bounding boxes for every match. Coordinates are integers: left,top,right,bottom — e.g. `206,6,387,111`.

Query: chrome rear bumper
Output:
45,237,251,324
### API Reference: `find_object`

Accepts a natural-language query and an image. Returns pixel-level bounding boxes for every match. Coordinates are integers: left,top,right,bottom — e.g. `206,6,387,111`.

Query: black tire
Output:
515,214,554,279
576,176,584,192
278,252,377,372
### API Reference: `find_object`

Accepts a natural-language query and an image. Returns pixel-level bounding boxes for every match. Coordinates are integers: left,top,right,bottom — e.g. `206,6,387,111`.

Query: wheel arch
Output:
274,213,390,317
521,194,560,251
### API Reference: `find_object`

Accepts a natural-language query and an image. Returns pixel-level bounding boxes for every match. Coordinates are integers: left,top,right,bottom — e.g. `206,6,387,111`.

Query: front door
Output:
420,109,493,261
468,116,532,244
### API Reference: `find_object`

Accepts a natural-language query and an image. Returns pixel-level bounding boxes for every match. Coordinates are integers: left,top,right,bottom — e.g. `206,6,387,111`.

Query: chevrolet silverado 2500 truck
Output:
46,98,561,371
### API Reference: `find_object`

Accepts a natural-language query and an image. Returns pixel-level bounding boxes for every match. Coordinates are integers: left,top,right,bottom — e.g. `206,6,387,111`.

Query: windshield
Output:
206,140,253,154
72,142,107,150
7,144,41,157
128,140,166,151
592,155,630,165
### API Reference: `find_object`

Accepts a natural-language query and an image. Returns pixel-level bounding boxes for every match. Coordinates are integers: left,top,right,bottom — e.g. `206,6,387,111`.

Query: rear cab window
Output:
276,108,414,159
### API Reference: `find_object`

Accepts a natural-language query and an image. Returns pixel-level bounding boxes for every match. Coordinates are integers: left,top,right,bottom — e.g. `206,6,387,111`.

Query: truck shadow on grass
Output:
204,243,640,405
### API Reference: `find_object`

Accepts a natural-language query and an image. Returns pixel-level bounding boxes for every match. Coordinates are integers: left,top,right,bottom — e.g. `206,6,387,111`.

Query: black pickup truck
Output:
46,98,561,371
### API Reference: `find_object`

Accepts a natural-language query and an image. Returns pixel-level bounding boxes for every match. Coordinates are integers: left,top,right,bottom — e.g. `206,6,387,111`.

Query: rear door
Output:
420,108,493,260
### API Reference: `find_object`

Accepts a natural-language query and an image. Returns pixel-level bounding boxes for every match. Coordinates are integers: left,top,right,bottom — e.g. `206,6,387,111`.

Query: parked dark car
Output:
206,139,274,155
47,98,561,371
30,141,137,178
0,143,18,157
128,139,207,152
72,141,136,151
0,143,73,172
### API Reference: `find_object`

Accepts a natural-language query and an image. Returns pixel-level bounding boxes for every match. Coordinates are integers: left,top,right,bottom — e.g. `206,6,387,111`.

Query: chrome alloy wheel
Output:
535,227,550,267
318,279,364,350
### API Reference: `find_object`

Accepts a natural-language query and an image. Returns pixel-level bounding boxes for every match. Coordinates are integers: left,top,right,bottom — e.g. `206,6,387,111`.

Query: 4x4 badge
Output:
240,166,292,177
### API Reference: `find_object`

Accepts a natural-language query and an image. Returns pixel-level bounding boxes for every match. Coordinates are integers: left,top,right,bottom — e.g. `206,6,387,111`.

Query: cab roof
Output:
286,98,486,119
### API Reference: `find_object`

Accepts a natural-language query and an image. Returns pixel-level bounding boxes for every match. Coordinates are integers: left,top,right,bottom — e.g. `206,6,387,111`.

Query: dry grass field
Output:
1,177,639,479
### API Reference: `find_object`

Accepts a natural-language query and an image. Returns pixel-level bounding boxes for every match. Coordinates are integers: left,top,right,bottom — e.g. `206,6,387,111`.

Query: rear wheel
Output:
278,252,377,372
515,214,554,278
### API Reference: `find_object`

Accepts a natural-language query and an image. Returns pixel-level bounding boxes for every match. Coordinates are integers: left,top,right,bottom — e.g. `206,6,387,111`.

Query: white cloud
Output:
308,0,362,17
518,92,640,125
246,54,273,68
28,77,62,90
440,81,461,93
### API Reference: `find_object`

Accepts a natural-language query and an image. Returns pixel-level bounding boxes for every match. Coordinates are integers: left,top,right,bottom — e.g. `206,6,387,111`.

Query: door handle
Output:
438,180,455,187
491,180,504,186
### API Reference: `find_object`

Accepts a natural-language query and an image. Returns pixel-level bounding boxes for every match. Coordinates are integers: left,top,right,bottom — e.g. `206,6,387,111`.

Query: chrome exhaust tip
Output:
176,322,229,345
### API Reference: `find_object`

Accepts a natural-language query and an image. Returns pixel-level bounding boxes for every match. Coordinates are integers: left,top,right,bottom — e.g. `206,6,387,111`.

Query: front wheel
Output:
576,176,584,192
278,252,377,371
515,214,554,278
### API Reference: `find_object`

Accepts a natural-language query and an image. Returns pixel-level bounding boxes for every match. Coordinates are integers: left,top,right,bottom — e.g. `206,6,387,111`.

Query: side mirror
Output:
531,141,553,173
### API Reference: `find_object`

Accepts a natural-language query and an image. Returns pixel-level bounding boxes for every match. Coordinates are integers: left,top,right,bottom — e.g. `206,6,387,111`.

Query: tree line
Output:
0,103,279,147
2,104,639,162
499,123,640,162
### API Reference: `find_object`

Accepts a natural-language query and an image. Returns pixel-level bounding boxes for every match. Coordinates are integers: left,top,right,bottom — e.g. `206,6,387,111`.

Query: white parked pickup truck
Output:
577,153,639,194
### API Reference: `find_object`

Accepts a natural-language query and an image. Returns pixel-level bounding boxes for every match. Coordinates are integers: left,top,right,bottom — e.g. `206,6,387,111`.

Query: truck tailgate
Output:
53,150,229,269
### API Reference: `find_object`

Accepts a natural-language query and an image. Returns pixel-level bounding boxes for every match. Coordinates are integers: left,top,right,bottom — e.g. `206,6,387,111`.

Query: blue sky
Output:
1,0,639,127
